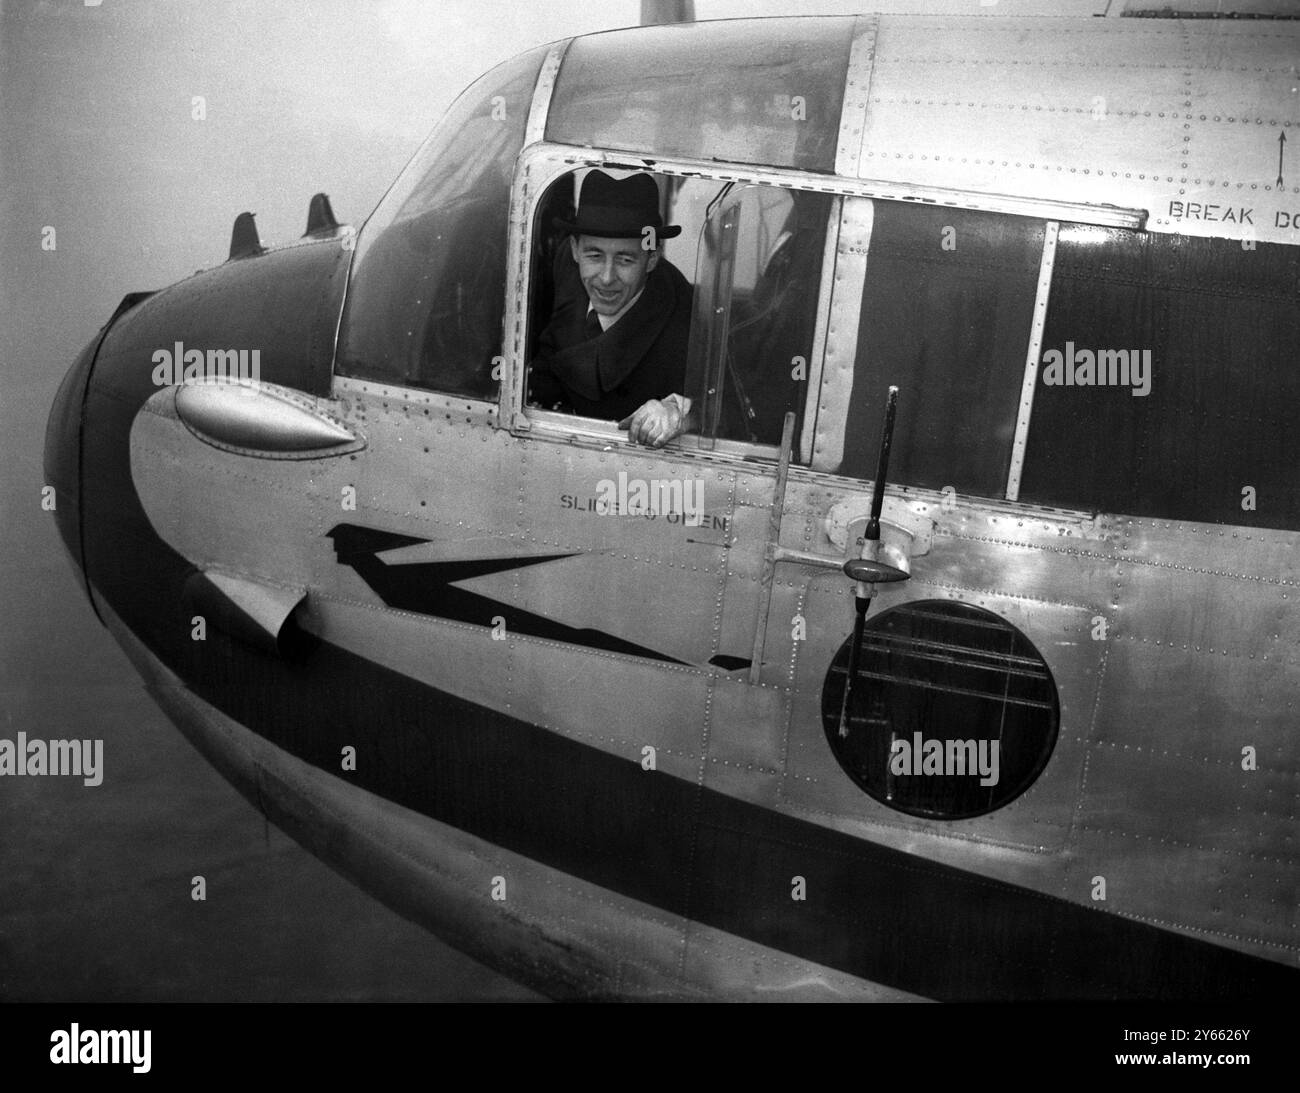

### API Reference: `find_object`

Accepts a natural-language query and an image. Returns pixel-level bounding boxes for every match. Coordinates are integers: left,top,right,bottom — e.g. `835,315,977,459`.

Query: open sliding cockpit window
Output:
524,169,835,462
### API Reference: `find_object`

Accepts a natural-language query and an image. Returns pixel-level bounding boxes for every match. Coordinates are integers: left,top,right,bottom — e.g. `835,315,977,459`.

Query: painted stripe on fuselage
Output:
326,522,690,665
81,349,1300,1002
105,595,918,1000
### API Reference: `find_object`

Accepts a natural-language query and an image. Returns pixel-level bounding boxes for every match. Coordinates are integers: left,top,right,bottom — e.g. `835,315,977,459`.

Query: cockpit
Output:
332,18,1300,531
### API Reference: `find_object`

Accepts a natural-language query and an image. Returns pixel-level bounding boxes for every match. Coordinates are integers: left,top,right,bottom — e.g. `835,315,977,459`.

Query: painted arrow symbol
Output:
1279,131,1287,188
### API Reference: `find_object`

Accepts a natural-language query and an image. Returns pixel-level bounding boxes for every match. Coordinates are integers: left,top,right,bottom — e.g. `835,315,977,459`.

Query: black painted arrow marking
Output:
327,523,698,665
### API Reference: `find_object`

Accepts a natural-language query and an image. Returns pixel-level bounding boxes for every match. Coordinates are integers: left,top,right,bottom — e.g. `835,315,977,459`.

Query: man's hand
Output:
618,396,688,448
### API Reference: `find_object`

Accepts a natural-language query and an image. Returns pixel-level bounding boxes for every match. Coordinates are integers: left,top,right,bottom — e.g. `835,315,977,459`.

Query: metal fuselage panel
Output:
850,16,1294,246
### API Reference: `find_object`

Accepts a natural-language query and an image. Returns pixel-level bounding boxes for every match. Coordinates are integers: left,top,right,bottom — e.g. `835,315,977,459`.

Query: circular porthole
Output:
821,600,1059,820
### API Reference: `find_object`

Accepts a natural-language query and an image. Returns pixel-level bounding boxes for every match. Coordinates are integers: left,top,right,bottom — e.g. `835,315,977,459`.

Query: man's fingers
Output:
624,409,650,441
620,400,682,447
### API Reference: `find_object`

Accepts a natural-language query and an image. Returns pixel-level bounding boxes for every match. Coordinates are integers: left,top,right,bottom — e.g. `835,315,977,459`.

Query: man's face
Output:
571,234,659,317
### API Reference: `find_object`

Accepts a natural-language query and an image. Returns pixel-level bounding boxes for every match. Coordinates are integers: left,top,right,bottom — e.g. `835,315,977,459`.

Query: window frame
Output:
504,143,1143,491
1015,222,1300,529
685,181,842,459
835,199,1057,501
503,145,844,465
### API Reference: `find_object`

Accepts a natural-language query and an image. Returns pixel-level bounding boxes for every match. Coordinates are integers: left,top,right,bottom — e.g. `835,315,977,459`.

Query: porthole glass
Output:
821,601,1059,820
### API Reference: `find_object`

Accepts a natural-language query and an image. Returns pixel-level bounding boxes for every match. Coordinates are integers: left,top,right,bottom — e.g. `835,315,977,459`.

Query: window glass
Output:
1020,227,1300,530
336,45,548,396
547,20,853,174
840,204,1044,496
687,185,835,451
821,601,1059,821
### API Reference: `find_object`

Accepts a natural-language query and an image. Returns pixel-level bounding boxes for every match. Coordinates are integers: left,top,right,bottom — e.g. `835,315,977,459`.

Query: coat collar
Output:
549,262,681,401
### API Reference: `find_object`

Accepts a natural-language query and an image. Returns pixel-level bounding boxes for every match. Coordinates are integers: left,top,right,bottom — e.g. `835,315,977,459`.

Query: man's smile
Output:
572,233,657,320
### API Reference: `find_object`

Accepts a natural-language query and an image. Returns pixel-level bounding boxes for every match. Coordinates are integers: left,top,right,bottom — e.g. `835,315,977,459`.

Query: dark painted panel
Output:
43,291,156,618
842,202,1043,496
97,238,350,400
43,336,96,603
1021,227,1300,529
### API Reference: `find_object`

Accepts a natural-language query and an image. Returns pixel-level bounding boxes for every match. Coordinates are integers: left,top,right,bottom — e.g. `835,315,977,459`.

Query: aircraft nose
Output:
44,334,96,598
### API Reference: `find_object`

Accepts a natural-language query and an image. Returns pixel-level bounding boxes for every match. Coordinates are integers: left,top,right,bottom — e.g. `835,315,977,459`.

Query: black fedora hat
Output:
555,170,681,240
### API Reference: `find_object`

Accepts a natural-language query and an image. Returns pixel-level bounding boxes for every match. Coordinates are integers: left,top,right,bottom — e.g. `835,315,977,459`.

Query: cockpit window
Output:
547,19,854,174
336,44,549,397
840,203,1045,497
687,184,835,452
1019,227,1300,530
524,169,711,432
524,172,832,458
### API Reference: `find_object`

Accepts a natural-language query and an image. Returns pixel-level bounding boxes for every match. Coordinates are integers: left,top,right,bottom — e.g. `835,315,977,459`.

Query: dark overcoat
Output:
529,249,693,421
